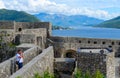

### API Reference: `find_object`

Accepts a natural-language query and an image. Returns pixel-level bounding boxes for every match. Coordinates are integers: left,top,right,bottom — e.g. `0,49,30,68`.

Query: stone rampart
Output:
0,21,52,37
22,28,47,47
22,28,47,37
77,52,106,75
19,34,36,44
10,46,54,78
106,52,115,78
0,21,14,29
0,45,41,78
0,29,14,42
76,51,115,78
50,36,120,57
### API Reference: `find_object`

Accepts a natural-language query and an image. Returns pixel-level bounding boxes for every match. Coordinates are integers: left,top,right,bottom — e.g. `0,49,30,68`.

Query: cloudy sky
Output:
0,0,120,20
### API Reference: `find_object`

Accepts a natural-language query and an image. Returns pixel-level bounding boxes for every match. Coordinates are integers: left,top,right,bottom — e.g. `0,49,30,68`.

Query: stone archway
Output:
64,50,76,58
18,28,22,32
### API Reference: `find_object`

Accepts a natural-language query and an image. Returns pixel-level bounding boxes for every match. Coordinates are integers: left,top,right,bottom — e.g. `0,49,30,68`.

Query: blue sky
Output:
0,0,119,20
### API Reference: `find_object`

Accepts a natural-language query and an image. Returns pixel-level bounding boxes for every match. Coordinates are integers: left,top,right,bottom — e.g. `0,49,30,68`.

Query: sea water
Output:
52,27,120,40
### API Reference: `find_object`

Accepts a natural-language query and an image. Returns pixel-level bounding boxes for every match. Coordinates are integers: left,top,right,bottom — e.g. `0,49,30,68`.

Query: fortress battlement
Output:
0,21,118,78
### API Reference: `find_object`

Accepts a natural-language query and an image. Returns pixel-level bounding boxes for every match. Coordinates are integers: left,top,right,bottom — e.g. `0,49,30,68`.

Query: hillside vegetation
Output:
95,16,120,29
0,9,40,22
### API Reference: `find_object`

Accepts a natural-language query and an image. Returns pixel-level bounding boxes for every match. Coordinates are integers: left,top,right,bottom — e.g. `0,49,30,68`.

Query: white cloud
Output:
0,1,5,8
0,0,119,19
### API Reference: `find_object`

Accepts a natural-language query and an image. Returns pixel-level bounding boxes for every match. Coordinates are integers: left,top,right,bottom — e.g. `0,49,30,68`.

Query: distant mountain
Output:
95,16,120,29
35,13,104,27
0,9,40,22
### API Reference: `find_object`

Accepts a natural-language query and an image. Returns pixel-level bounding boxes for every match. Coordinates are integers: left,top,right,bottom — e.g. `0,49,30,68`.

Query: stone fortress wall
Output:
0,21,14,29
0,21,50,49
0,45,41,78
0,21,54,78
0,21,52,37
0,21,118,78
16,28,47,49
77,51,115,78
10,46,54,78
50,36,120,57
77,52,106,75
50,36,116,78
106,51,115,78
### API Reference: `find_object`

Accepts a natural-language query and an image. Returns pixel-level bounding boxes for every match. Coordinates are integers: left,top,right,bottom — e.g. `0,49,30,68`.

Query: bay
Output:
52,27,120,40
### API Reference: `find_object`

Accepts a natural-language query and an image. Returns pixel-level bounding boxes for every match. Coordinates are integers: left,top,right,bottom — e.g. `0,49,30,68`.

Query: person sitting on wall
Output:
16,49,24,69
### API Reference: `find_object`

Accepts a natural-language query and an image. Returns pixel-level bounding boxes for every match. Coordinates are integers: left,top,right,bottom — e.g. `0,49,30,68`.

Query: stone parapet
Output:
106,52,115,78
0,45,41,78
10,46,54,78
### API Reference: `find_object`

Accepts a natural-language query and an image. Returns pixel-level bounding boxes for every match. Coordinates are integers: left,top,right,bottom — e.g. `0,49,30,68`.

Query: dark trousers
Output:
18,63,23,69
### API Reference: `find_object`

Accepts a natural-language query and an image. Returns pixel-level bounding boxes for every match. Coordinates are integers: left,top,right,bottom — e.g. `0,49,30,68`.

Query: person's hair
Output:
17,49,22,52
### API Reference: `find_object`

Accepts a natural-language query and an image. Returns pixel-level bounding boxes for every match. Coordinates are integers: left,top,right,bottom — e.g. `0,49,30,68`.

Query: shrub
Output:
16,76,21,78
84,70,92,78
93,70,104,78
43,70,54,78
74,69,105,78
34,73,42,78
34,70,54,78
74,69,82,78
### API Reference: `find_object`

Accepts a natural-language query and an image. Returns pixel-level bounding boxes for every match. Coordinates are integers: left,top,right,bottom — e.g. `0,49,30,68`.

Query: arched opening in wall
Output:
102,41,106,45
88,41,90,44
111,42,115,45
119,42,120,45
65,50,76,58
18,28,22,32
94,41,97,44
79,40,81,43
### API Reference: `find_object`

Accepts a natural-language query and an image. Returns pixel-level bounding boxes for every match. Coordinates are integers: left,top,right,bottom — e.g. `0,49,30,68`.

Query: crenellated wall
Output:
0,45,41,78
0,21,50,48
0,21,118,78
0,21,14,29
10,46,54,78
0,21,52,37
50,36,120,57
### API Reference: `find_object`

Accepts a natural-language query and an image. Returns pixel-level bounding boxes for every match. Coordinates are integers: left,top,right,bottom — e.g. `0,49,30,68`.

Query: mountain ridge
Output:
35,13,104,27
95,16,120,29
0,9,40,22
